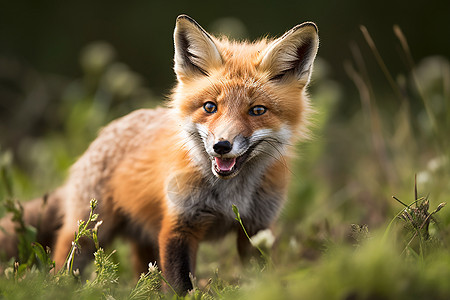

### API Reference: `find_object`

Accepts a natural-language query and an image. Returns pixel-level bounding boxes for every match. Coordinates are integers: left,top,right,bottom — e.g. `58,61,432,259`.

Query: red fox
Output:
0,15,318,293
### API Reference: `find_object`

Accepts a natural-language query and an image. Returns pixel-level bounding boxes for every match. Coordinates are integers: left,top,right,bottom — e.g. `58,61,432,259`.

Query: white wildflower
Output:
416,171,430,186
250,229,275,249
428,156,448,172
289,236,299,251
148,261,158,273
94,220,103,232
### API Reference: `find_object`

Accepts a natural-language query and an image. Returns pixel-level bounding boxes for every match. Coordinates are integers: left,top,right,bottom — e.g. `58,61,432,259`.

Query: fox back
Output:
0,15,319,295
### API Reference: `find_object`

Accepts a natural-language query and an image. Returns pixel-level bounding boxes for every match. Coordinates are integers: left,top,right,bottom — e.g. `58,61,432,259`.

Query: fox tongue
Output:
215,157,236,172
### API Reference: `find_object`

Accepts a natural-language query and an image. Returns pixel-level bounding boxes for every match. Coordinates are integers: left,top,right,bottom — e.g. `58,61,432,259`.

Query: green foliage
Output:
238,233,450,300
128,263,162,300
0,150,54,277
60,199,100,277
236,188,448,300
82,248,119,298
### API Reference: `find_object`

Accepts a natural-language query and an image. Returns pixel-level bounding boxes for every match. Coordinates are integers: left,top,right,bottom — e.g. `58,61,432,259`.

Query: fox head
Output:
171,15,319,179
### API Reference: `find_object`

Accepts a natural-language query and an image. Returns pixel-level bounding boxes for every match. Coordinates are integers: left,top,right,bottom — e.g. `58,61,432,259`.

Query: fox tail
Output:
0,192,63,260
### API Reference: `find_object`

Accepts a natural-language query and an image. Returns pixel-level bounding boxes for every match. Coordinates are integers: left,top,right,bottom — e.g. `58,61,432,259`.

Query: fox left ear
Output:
174,15,222,82
260,22,319,86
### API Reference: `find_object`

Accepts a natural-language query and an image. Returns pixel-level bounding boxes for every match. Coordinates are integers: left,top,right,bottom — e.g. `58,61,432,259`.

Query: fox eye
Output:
249,105,267,116
203,102,217,113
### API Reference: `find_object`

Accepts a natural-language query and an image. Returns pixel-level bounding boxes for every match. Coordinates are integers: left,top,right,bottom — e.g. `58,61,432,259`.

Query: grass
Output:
0,25,449,299
3,187,446,300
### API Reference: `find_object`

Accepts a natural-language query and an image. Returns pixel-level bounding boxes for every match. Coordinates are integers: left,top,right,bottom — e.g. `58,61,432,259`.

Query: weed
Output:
128,264,162,299
59,199,101,277
232,204,273,269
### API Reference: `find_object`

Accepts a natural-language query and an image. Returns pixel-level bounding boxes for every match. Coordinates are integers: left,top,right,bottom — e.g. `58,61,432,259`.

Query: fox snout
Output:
213,140,232,155
206,133,249,158
199,125,293,179
200,133,248,179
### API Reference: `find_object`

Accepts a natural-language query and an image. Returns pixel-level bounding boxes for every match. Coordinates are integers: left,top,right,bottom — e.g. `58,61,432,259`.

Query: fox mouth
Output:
211,151,250,178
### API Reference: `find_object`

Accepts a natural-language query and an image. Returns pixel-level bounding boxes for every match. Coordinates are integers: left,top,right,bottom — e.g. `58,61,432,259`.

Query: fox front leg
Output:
158,218,200,295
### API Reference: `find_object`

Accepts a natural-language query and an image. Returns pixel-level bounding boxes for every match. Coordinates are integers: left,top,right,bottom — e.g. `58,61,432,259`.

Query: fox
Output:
0,15,319,294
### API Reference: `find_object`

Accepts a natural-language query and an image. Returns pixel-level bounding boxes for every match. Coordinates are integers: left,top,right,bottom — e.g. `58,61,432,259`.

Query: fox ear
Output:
174,15,222,81
260,22,319,86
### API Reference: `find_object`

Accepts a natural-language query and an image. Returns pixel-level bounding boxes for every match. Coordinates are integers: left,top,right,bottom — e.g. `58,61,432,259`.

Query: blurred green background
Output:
0,0,449,236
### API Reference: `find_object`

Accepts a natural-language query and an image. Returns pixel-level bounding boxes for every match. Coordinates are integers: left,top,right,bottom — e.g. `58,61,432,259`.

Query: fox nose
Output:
213,140,232,155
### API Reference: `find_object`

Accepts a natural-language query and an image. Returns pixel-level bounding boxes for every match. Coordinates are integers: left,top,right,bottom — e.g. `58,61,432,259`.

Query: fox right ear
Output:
174,15,222,82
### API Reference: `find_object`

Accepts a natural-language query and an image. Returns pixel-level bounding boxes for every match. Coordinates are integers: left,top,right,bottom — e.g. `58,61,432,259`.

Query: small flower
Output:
14,262,19,271
90,199,98,209
251,229,275,249
428,156,448,172
94,220,103,232
289,237,299,251
4,267,14,279
416,171,430,186
91,213,99,222
148,262,158,273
